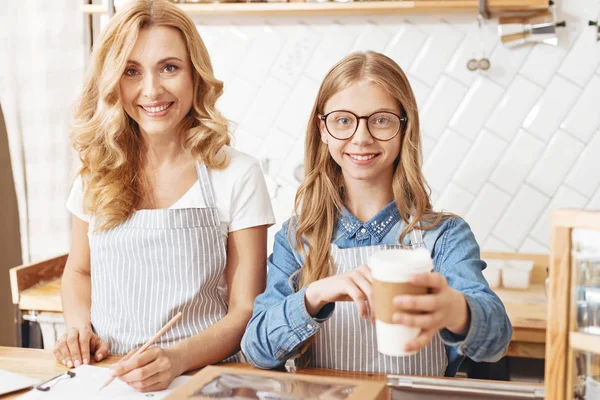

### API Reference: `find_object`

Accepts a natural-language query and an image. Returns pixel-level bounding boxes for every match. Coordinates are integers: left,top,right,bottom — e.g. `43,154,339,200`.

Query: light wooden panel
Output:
545,222,571,400
81,0,548,17
552,210,600,230
545,210,600,400
570,332,600,355
9,254,68,306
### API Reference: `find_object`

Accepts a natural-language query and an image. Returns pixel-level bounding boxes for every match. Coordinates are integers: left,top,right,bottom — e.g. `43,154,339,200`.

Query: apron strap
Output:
410,221,425,249
195,161,217,210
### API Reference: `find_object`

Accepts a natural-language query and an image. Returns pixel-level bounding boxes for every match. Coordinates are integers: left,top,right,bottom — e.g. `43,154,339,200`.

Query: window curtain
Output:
0,1,86,263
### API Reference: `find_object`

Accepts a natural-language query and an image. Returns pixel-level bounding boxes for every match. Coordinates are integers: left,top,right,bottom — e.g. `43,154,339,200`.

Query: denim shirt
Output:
241,201,512,376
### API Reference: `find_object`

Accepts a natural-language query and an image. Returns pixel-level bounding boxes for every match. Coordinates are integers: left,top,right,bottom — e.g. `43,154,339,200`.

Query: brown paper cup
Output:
372,280,427,324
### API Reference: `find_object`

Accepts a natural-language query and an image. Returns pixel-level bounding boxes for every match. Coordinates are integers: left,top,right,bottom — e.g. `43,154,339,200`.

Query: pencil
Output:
98,312,183,391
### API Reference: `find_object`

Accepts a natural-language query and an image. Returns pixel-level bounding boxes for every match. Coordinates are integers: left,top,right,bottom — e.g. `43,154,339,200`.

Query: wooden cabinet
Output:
545,210,600,400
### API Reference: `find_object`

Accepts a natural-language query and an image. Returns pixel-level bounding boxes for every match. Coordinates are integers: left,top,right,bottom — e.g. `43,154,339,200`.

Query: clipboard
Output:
0,369,39,396
16,365,191,400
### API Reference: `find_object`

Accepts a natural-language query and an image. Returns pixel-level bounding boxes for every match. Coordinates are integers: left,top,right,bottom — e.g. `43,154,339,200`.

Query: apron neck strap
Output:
410,221,424,249
195,161,217,209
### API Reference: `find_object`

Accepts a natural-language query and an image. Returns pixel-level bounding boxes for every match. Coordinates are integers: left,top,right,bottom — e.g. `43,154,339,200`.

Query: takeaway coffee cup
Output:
369,248,433,357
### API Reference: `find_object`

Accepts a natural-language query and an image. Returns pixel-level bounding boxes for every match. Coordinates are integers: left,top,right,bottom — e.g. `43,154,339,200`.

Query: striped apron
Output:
89,161,242,362
304,228,448,376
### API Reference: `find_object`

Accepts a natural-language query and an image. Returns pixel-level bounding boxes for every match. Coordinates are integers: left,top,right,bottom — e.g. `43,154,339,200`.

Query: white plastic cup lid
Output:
369,248,433,282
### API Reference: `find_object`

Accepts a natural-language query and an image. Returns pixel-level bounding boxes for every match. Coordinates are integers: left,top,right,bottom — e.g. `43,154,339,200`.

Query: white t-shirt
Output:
66,146,276,237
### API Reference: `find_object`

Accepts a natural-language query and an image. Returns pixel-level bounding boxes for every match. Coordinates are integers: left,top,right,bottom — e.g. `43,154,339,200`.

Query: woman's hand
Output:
392,272,470,353
110,347,184,393
304,264,375,322
53,326,110,368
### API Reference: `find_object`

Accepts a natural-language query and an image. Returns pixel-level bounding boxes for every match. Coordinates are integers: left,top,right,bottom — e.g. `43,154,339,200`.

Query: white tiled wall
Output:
197,0,600,255
5,1,600,261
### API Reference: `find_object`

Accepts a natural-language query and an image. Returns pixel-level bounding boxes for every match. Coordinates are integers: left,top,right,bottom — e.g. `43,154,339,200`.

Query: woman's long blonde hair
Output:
72,0,230,230
293,51,443,290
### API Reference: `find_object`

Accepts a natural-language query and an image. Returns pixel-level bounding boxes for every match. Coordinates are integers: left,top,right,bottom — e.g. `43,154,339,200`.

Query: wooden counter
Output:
496,284,547,359
0,347,392,399
16,277,548,359
0,347,544,400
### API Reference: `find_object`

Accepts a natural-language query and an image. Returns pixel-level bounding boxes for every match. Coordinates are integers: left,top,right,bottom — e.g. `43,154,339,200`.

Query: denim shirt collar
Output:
336,200,401,243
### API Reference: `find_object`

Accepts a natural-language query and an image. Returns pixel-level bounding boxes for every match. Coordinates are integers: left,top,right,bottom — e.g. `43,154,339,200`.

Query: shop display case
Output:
545,210,600,400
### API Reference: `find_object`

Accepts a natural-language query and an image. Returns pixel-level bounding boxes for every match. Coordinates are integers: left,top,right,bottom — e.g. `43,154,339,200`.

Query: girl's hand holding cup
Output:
391,272,470,353
304,264,375,323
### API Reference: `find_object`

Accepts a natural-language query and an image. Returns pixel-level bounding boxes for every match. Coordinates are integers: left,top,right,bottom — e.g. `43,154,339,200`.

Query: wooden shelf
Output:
81,0,548,17
570,331,600,355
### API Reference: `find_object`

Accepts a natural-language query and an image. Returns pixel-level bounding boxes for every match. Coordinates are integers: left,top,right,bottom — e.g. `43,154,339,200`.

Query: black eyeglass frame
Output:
319,110,407,142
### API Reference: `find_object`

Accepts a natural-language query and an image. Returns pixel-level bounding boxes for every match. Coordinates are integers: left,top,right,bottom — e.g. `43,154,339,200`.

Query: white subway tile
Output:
277,134,306,186
484,75,543,141
449,77,504,140
433,182,475,216
518,237,549,254
208,27,251,83
587,187,600,211
275,77,320,139
565,132,600,197
464,184,512,244
530,186,588,246
236,26,285,86
195,24,223,55
217,77,258,124
409,24,464,86
483,236,515,252
407,16,445,34
232,126,263,155
486,40,532,86
253,128,297,175
428,189,440,206
492,185,549,248
561,75,600,143
239,78,291,134
453,130,507,194
304,25,356,83
558,28,600,88
422,130,471,192
527,131,584,196
489,130,546,194
522,75,581,142
422,135,435,163
444,21,498,87
269,26,321,86
407,75,432,111
557,0,598,19
519,28,577,87
421,76,468,140
351,23,391,53
384,24,429,71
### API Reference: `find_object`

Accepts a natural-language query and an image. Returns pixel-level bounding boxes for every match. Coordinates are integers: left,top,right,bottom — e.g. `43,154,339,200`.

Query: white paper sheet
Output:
17,365,191,399
0,369,39,396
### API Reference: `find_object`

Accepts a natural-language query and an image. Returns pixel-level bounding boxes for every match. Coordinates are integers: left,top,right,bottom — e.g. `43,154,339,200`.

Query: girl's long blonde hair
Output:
72,0,230,230
293,51,443,290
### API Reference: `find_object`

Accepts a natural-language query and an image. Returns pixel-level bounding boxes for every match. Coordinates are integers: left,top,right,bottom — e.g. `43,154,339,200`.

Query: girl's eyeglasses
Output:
319,110,407,141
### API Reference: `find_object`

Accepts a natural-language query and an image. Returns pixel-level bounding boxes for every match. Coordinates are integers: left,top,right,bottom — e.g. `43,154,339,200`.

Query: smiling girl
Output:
241,51,511,376
52,0,274,392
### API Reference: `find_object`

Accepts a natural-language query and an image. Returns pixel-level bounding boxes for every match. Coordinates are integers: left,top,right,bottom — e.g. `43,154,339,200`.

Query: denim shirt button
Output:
360,228,366,233
307,324,314,330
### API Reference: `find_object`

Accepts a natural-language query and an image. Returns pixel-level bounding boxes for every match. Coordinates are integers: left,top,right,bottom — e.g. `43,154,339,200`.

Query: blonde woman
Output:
53,0,274,391
241,52,511,376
